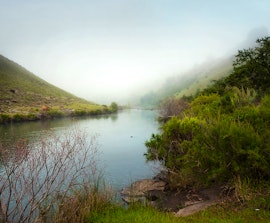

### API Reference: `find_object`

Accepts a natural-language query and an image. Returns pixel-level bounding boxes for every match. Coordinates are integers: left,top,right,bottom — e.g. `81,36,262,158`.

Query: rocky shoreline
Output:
121,173,223,216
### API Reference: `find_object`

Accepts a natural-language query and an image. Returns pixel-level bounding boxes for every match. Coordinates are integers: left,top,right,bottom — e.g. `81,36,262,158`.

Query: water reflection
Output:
0,114,119,144
0,109,160,189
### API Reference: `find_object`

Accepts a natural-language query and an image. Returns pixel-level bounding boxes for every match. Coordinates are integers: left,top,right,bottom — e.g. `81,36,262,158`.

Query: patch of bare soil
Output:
121,174,232,217
147,185,223,216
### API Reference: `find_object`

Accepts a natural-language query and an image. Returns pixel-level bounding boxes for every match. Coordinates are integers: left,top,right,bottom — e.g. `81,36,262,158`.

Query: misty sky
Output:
1,0,270,104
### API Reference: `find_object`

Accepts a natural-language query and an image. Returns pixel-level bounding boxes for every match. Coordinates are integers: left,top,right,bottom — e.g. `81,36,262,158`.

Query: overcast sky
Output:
1,0,270,104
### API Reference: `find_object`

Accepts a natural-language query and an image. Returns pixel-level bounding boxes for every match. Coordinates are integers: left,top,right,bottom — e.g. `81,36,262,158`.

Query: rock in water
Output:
121,179,166,203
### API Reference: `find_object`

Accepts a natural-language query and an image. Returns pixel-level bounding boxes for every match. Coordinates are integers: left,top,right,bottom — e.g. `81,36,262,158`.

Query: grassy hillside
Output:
0,55,113,123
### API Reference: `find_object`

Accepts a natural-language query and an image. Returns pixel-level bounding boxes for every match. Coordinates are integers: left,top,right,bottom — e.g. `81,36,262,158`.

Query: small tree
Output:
228,36,270,93
110,102,118,112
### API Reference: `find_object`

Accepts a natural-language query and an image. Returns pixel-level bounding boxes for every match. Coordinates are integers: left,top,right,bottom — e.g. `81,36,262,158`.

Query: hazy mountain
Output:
139,56,233,107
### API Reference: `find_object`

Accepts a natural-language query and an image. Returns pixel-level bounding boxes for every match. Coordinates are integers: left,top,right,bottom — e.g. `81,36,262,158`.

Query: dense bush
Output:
145,93,270,187
145,37,270,188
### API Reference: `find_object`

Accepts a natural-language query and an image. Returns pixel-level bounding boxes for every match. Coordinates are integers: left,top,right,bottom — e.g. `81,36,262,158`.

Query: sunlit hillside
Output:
0,55,110,122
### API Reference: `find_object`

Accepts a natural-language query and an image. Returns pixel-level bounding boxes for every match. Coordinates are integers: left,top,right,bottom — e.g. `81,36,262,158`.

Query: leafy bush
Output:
146,91,270,187
189,94,221,117
110,102,118,113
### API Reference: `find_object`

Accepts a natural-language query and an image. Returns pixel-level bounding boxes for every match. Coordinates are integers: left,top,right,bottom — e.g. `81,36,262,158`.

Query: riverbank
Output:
119,173,270,220
120,174,223,215
0,103,119,124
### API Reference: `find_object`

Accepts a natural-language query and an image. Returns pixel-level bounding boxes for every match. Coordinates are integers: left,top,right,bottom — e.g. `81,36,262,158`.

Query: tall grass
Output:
52,180,113,223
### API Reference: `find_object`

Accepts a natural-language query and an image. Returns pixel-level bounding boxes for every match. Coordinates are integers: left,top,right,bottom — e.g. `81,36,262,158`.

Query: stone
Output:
175,200,217,217
121,179,166,203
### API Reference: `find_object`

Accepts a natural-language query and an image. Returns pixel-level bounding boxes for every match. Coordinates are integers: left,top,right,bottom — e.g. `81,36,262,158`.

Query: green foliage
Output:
190,94,221,116
0,114,11,123
226,37,270,94
146,117,203,173
203,37,270,99
146,88,270,186
259,95,270,122
12,113,25,122
74,109,87,116
48,109,65,118
110,102,119,112
239,37,269,87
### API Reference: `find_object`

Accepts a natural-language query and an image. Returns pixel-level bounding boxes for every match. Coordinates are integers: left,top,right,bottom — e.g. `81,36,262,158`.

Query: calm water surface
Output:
0,109,160,189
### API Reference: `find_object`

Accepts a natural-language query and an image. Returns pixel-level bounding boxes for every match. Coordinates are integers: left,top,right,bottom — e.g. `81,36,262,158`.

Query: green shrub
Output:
12,113,25,122
74,110,87,116
90,109,102,115
26,113,38,121
48,109,64,118
190,93,221,116
145,116,203,172
198,118,269,182
110,102,118,113
259,95,270,123
146,93,270,187
0,114,11,123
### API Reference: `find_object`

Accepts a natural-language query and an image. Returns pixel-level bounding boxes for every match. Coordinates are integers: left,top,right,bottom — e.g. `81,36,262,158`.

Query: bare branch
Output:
0,128,100,223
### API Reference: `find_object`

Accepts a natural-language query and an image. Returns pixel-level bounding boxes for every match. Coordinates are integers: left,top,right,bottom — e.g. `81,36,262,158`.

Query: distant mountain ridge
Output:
0,55,110,122
139,56,233,107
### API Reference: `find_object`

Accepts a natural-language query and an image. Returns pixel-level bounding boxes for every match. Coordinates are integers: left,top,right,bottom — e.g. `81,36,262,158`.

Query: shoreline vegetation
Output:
1,130,270,222
0,101,119,124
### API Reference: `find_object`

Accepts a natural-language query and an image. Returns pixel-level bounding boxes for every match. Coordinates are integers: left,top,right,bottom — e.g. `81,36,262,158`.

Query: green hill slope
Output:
0,55,111,122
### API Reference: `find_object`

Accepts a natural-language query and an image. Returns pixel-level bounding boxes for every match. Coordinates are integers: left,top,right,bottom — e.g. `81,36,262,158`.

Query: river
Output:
0,109,160,190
